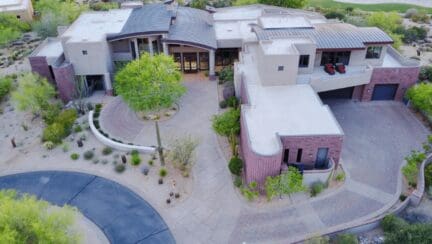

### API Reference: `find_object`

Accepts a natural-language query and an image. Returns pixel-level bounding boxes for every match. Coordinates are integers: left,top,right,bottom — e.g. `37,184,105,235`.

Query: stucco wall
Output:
29,56,54,83
52,62,75,102
360,66,419,102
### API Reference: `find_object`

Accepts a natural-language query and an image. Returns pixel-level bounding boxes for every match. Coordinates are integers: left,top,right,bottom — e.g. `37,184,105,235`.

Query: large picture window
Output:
299,55,310,68
366,46,383,59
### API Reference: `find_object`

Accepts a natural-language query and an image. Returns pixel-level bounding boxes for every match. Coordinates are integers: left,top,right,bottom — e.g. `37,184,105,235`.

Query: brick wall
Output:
29,56,54,83
52,63,75,102
280,135,343,166
360,67,419,102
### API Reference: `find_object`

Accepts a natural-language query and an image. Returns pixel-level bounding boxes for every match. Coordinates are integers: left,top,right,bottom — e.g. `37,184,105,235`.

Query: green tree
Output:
265,166,306,201
0,190,81,243
35,0,88,23
258,0,308,9
366,12,402,33
406,83,432,114
190,0,208,9
12,73,56,116
115,53,185,112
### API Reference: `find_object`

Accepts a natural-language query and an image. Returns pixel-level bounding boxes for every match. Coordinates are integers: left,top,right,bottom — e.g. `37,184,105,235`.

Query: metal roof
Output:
107,4,172,41
164,7,217,50
254,23,393,49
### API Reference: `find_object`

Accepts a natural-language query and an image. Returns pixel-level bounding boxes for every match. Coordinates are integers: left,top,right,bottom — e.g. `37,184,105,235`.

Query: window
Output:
283,149,289,163
321,51,351,65
199,52,209,70
278,66,284,71
16,15,21,19
296,149,303,162
82,50,88,55
366,46,382,59
299,55,309,68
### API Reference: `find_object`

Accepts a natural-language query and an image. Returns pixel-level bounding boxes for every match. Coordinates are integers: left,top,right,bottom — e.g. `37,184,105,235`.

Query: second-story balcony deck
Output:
296,64,373,92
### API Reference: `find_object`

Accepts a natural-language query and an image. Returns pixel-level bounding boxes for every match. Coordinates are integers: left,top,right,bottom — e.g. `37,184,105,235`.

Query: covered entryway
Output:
319,87,354,100
182,53,198,73
371,84,398,101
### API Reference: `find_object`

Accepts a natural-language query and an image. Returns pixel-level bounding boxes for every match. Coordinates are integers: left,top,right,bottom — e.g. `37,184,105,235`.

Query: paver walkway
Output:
99,78,429,243
0,171,175,244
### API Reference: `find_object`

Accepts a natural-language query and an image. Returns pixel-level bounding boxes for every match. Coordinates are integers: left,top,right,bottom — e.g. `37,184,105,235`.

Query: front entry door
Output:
315,148,329,169
183,53,198,73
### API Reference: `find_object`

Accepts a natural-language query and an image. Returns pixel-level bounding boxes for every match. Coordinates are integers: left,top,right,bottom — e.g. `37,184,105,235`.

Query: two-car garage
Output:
318,84,399,101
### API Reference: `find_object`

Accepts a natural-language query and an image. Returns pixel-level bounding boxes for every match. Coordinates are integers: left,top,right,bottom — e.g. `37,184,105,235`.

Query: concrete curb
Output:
89,111,156,154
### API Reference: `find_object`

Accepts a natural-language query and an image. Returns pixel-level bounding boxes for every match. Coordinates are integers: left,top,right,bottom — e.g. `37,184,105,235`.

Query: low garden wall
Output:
410,153,432,205
88,111,156,154
302,159,335,187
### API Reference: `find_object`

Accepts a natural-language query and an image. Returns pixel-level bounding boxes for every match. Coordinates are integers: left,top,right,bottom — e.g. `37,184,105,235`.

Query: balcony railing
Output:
297,65,373,92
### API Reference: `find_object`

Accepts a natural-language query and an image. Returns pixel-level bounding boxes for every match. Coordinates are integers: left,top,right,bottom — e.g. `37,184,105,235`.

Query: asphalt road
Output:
0,171,175,244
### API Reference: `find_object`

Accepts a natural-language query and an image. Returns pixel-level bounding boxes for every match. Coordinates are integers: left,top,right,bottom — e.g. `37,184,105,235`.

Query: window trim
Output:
298,55,310,68
365,46,383,59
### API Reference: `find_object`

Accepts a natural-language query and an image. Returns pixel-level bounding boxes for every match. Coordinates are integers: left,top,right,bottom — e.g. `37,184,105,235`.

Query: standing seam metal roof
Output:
165,7,217,50
254,23,393,49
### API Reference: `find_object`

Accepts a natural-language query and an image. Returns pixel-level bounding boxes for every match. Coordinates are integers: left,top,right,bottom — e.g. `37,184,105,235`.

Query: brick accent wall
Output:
352,85,364,101
361,67,419,102
280,135,343,166
29,56,54,83
52,63,75,102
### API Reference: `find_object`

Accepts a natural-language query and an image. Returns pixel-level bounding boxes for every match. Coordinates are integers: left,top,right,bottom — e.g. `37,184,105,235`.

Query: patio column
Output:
133,38,139,59
209,49,216,80
163,42,168,55
148,37,154,56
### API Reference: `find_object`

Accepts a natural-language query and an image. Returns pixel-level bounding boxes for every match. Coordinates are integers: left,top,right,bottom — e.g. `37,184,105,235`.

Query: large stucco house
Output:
0,0,33,21
29,3,420,184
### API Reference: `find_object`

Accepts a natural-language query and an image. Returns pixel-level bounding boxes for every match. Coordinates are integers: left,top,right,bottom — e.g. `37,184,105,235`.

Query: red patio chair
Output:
324,63,335,75
335,63,346,74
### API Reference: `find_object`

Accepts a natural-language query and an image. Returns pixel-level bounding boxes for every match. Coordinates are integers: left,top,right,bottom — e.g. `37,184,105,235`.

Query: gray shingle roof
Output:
107,4,172,41
254,23,393,49
164,7,217,50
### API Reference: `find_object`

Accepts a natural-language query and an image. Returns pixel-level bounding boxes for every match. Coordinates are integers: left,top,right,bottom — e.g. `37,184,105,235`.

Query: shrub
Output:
101,159,108,165
131,153,141,166
240,181,259,201
70,153,79,160
95,103,102,111
141,165,149,175
324,10,345,20
402,150,426,186
411,12,430,23
219,66,234,82
168,136,199,174
102,147,113,155
229,157,243,176
115,164,126,173
234,176,242,188
159,168,168,177
265,167,306,201
43,141,55,150
226,96,239,108
405,8,418,18
425,163,432,187
333,234,358,244
83,150,94,160
0,76,13,100
399,194,407,201
148,160,154,166
310,181,326,197
212,108,240,136
41,103,61,125
335,172,345,182
73,125,82,133
92,159,99,164
61,142,69,152
219,100,227,109
381,214,407,232
90,2,119,11
418,66,432,81
42,123,66,144
55,109,77,131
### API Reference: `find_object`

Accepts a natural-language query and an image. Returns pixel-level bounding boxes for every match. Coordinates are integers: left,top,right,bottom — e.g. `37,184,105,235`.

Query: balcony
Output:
297,65,373,93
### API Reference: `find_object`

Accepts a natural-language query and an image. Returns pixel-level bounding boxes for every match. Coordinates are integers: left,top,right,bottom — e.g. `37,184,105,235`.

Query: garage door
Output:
318,87,354,100
372,84,398,101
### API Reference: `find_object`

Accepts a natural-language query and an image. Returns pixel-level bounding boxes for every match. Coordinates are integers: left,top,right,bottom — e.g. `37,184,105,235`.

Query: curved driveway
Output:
0,171,175,244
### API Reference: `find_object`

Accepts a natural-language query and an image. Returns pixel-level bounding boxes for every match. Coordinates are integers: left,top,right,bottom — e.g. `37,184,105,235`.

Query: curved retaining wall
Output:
89,111,156,154
411,153,432,205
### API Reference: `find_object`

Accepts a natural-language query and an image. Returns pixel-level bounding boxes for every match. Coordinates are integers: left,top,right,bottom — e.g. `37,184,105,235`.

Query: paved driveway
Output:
0,171,175,244
328,100,429,194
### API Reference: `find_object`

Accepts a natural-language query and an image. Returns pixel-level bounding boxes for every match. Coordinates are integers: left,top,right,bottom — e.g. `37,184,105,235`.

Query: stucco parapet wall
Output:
387,46,420,67
89,111,156,154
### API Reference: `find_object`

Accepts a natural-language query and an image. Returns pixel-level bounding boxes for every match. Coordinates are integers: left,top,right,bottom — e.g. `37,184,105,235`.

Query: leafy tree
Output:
115,53,185,112
34,0,88,23
0,190,81,243
168,136,199,174
12,73,56,116
212,108,240,136
366,12,402,33
265,166,306,201
406,83,432,114
258,0,308,9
